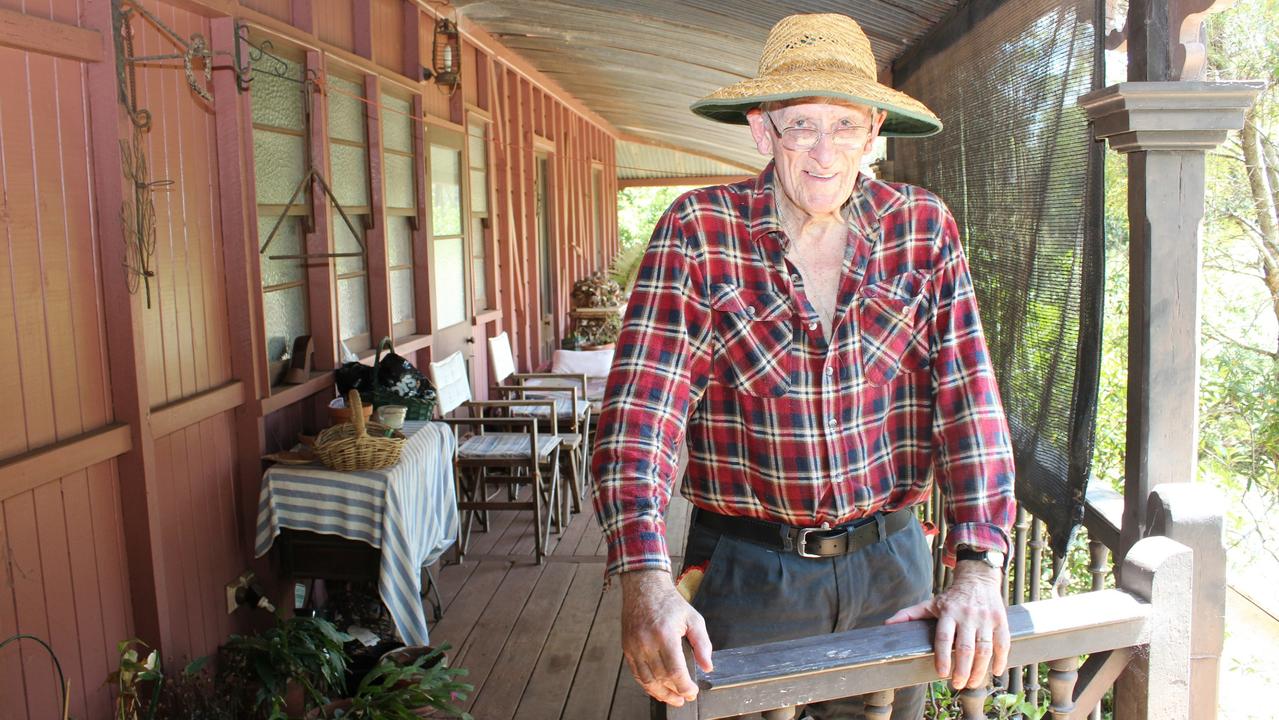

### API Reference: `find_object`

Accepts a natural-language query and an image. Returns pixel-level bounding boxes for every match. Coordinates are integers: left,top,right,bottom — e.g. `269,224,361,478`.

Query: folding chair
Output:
487,332,593,518
429,351,562,564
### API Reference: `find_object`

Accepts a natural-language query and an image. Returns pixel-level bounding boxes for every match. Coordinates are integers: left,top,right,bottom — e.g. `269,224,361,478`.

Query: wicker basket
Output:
314,391,406,471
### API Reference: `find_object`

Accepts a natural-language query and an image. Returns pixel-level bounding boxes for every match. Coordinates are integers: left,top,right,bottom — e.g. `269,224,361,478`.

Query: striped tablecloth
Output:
254,421,458,646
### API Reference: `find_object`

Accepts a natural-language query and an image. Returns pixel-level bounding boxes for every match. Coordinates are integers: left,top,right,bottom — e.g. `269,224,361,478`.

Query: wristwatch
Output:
956,545,1006,571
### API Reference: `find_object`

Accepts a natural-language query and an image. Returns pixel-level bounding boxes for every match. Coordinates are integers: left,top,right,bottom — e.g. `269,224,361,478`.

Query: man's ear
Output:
745,108,775,156
862,108,887,153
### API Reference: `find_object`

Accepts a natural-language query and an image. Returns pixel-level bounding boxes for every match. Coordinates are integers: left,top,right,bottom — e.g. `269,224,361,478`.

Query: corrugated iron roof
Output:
456,0,959,182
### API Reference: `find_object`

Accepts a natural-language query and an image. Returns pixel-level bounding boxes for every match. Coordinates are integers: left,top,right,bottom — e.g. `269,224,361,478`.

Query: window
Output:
430,135,467,329
468,120,491,311
251,51,310,378
383,92,417,338
328,72,372,352
592,166,605,270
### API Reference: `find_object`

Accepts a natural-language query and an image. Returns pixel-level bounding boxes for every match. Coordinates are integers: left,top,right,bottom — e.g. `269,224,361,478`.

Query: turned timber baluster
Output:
863,689,894,720
958,686,987,719
1008,507,1030,696
1048,656,1080,720
1026,517,1045,708
1088,532,1110,720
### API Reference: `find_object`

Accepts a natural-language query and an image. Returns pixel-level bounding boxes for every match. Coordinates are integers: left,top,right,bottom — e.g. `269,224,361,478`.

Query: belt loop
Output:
874,511,887,542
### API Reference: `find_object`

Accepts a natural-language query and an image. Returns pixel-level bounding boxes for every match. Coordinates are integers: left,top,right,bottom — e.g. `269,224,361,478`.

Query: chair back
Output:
488,331,517,384
428,351,472,416
551,348,614,377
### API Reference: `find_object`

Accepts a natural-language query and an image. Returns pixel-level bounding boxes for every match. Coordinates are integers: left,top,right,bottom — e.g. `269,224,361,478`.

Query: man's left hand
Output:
884,561,1008,689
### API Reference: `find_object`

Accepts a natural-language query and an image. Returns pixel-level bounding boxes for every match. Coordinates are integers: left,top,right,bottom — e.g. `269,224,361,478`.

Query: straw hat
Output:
691,13,942,137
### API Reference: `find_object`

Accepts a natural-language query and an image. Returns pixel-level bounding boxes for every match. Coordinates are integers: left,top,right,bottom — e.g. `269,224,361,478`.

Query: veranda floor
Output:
427,490,694,720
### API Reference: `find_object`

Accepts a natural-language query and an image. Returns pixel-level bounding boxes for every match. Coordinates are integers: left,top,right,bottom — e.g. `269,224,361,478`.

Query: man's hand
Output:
884,561,1009,690
620,569,714,706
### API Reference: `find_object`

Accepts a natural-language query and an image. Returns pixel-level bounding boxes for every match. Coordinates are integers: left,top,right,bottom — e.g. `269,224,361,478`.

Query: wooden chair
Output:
487,332,593,518
428,351,562,564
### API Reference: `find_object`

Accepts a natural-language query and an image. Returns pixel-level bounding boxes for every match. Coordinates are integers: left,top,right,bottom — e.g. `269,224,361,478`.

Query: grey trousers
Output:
681,510,934,720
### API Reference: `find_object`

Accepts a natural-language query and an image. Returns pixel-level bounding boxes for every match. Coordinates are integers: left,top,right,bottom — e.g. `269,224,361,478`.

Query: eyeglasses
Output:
765,112,871,151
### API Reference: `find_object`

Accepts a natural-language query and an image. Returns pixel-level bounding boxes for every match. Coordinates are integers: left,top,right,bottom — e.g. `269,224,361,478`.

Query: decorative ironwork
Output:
233,22,294,92
113,0,220,129
120,124,172,308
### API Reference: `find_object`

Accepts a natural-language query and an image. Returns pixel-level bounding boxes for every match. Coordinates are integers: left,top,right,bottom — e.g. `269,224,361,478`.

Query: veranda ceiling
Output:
454,0,960,179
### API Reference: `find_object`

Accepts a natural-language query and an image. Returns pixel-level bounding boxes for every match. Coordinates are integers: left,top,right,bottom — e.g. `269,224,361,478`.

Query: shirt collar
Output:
747,162,909,256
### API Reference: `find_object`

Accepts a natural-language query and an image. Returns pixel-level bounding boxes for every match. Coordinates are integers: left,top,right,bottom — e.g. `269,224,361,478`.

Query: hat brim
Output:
690,70,942,137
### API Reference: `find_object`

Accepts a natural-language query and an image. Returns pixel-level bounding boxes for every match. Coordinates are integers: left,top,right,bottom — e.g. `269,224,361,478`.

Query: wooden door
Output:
429,131,474,371
535,154,556,366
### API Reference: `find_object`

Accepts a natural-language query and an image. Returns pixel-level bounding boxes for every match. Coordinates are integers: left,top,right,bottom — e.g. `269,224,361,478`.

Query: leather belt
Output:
692,507,914,558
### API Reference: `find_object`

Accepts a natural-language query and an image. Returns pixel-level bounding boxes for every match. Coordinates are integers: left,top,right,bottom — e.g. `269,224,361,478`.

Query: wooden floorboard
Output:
429,493,694,718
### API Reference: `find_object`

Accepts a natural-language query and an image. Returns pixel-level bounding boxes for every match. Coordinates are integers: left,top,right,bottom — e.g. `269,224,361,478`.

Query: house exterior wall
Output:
0,0,618,717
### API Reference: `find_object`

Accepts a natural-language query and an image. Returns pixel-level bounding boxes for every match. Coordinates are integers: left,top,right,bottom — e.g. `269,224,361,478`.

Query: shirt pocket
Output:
856,270,931,386
711,283,795,398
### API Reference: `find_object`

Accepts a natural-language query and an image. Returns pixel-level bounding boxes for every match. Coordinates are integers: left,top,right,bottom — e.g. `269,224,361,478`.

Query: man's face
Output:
746,100,884,221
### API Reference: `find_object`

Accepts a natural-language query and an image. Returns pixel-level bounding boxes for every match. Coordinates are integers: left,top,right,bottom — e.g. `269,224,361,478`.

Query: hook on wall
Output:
113,0,223,129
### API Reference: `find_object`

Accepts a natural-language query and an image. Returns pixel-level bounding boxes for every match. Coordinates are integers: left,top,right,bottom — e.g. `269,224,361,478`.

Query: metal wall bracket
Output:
113,0,223,130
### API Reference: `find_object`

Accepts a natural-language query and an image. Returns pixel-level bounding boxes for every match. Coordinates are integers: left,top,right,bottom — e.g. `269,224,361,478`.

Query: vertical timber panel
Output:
365,76,392,343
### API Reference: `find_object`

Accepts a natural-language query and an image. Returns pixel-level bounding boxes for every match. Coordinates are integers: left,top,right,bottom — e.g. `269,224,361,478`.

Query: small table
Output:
255,421,458,646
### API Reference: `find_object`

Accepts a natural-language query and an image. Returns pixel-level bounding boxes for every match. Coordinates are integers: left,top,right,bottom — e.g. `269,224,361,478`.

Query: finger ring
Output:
976,638,993,644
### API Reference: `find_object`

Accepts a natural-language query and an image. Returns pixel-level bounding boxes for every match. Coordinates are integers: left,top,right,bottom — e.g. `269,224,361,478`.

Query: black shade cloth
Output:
890,0,1104,558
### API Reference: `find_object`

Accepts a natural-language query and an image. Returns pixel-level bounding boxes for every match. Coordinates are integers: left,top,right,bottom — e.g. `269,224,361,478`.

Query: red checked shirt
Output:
591,164,1016,579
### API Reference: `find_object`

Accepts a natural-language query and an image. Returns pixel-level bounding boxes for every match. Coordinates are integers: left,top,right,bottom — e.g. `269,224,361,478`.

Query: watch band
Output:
956,545,1006,571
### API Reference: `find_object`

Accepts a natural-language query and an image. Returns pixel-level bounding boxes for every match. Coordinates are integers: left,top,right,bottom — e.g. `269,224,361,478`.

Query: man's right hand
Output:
620,569,715,706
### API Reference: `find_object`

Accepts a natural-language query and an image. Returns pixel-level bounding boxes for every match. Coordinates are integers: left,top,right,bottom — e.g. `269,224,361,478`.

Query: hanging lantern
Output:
430,17,461,93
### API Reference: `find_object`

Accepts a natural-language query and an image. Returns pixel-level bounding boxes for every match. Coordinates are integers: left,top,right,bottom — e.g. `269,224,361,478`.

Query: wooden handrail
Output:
669,534,1193,720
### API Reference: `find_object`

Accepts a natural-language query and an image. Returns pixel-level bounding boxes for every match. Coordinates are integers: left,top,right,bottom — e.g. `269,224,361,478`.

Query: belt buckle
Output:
795,526,829,558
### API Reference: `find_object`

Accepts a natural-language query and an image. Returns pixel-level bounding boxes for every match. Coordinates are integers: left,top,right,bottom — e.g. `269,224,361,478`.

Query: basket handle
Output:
348,389,368,438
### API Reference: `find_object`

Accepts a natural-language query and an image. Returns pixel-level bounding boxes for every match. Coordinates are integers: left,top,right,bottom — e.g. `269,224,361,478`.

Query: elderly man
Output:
591,13,1016,719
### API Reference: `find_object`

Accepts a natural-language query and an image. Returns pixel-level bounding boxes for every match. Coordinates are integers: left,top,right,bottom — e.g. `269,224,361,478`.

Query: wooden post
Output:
1115,536,1194,720
1145,484,1227,720
364,76,392,344
83,0,171,652
1078,81,1261,565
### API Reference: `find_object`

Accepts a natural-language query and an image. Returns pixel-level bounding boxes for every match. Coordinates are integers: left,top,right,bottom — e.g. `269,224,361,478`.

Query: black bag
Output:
373,338,437,420
335,361,377,400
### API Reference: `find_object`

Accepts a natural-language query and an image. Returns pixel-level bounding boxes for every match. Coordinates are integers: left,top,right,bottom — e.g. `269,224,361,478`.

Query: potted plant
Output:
220,613,353,719
308,646,472,719
568,272,626,349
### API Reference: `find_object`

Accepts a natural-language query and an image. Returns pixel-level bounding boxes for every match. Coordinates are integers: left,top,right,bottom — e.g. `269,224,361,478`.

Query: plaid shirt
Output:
591,164,1016,578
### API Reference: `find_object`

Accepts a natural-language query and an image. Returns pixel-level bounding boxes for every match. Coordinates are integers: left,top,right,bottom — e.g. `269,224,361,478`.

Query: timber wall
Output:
0,0,619,716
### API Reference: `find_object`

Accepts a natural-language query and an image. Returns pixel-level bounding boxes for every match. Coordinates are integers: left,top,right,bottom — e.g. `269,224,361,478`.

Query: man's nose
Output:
807,132,838,164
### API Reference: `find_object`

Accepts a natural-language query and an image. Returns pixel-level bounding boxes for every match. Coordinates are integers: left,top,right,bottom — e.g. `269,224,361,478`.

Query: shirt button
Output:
824,366,834,377
808,321,818,331
791,273,802,284
746,306,757,316
827,415,838,429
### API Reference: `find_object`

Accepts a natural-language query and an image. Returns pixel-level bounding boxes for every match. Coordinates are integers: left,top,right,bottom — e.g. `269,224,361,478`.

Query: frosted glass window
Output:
471,216,487,311
430,145,462,236
384,154,415,209
382,95,413,153
387,216,413,267
391,269,415,325
333,217,366,275
327,75,366,143
338,276,369,341
250,59,305,130
264,286,309,362
468,131,485,164
253,132,307,205
258,216,304,286
330,144,370,207
433,236,466,328
469,169,487,213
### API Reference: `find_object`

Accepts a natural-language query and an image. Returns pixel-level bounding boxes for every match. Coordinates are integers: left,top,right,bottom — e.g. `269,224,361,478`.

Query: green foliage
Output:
924,682,1048,720
221,614,353,719
616,186,696,250
110,639,164,720
317,648,473,720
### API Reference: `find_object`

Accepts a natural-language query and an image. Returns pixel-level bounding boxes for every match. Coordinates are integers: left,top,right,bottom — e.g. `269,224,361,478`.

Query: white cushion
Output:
551,348,614,378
